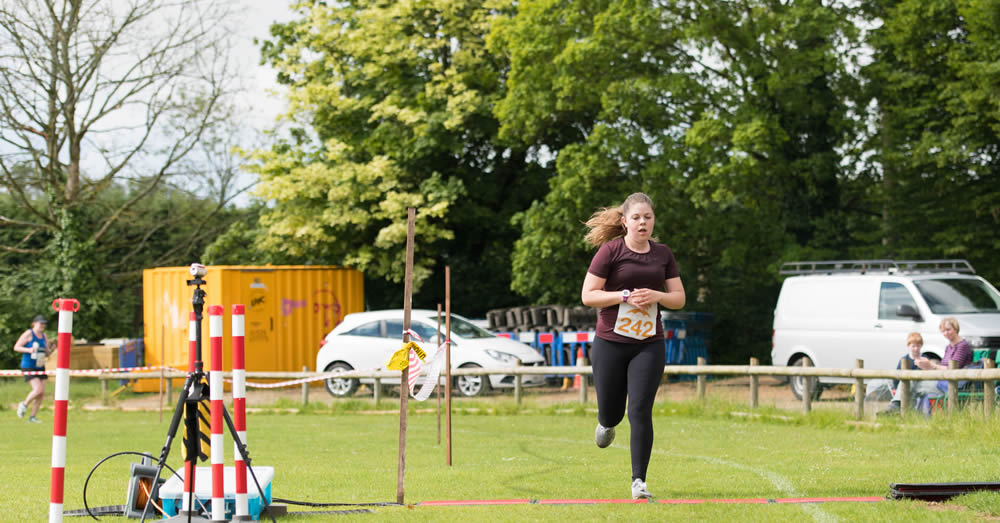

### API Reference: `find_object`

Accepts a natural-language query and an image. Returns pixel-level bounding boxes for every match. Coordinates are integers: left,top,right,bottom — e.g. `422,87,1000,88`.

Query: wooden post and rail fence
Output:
96,358,1000,420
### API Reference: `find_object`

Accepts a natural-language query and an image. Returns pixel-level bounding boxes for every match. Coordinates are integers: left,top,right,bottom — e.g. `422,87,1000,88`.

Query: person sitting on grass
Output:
890,332,924,397
881,318,972,416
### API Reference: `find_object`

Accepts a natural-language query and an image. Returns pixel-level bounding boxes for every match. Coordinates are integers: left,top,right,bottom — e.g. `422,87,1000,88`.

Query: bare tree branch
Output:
0,0,243,256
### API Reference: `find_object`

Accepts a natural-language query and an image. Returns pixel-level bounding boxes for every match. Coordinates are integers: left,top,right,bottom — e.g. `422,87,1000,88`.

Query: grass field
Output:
3,378,1000,521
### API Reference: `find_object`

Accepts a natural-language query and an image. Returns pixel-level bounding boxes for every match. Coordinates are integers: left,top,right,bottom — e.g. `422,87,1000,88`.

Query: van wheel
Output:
790,356,823,401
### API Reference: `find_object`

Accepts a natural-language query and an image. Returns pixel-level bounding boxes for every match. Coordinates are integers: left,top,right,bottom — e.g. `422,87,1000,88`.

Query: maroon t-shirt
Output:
587,237,680,343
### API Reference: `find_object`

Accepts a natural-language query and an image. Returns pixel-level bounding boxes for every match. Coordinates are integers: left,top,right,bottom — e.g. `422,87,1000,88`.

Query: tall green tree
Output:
862,0,1000,282
244,0,551,313
493,0,863,361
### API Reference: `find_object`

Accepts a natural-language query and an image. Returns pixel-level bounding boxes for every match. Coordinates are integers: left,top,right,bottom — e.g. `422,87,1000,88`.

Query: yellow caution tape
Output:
386,341,426,370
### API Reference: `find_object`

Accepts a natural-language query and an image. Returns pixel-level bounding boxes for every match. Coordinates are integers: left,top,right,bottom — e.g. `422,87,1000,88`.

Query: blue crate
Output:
160,465,273,521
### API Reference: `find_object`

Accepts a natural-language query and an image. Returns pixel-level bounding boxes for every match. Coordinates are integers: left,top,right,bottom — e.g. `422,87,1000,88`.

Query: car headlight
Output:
485,350,518,364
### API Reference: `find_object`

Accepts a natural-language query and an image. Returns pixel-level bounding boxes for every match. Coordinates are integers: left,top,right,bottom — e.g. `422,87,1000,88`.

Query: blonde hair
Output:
584,193,654,247
939,317,960,334
906,332,923,346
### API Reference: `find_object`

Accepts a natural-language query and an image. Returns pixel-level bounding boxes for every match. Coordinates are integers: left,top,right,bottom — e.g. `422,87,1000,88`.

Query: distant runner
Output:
14,315,53,423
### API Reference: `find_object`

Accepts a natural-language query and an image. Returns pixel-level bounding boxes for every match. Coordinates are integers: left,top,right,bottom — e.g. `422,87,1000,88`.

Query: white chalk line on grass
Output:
444,425,836,522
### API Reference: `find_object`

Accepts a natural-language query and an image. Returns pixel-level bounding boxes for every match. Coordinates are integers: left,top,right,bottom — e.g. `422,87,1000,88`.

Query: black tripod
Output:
139,271,273,523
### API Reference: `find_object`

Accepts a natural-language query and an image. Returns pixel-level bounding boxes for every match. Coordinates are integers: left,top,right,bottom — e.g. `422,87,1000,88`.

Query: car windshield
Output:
449,317,493,339
382,315,493,340
914,278,1000,314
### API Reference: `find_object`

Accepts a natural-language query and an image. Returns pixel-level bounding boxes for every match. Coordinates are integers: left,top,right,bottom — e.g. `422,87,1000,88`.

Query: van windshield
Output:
913,279,1000,314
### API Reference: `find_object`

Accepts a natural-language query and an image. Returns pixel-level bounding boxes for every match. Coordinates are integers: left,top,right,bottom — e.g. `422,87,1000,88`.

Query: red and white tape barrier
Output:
1,365,165,377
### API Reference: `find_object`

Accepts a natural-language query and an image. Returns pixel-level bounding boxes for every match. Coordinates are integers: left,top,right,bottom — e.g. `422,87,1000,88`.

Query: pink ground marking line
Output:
419,499,533,506
538,499,650,505
418,496,886,507
775,496,885,504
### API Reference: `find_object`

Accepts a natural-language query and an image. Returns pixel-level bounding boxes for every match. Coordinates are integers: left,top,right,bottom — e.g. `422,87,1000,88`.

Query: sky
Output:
231,1,299,133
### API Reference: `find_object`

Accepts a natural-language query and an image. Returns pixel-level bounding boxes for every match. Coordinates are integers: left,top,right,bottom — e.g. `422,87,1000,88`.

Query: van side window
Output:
879,283,919,320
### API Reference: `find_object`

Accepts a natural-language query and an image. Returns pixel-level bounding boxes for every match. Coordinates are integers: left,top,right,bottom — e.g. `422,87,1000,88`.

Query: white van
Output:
771,260,1000,399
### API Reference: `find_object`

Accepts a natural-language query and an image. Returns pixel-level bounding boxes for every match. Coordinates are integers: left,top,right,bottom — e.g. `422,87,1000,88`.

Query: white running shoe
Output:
595,423,615,448
632,478,652,499
28,416,41,424
16,402,26,418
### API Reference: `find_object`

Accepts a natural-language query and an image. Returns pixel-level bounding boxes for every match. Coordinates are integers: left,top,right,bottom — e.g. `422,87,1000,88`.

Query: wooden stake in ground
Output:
396,207,416,504
160,325,165,423
445,265,453,466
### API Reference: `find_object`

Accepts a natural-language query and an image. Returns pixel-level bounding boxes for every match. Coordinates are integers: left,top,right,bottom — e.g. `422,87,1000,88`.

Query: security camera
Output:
189,263,207,277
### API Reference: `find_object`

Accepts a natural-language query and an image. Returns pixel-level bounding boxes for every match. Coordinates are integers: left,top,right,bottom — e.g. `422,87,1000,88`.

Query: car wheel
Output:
455,363,490,397
324,362,358,397
790,356,823,401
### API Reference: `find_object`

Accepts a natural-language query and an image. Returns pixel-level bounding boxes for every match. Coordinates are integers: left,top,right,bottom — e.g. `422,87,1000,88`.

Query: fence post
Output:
749,357,759,409
696,357,706,402
166,376,173,405
514,360,522,407
854,359,864,421
900,357,911,419
801,358,812,414
948,360,958,414
101,378,107,404
986,358,996,418
374,377,381,406
578,356,588,405
301,366,309,406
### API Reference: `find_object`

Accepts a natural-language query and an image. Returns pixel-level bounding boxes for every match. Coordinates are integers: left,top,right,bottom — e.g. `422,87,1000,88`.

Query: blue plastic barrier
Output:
118,338,144,386
662,312,712,381
559,331,594,365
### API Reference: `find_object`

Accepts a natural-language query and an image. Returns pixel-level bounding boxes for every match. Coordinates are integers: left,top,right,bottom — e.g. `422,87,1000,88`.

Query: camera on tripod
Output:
189,263,207,278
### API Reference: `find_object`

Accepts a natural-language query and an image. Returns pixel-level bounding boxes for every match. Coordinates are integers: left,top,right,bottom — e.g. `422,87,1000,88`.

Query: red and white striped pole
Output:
181,311,197,515
232,304,249,520
49,298,79,523
208,305,225,522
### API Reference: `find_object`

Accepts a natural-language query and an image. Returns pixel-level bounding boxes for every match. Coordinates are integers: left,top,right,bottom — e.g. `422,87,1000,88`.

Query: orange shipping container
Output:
138,265,364,392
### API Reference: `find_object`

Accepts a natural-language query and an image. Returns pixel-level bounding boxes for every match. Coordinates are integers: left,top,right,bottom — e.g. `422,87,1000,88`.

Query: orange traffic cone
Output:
573,347,584,389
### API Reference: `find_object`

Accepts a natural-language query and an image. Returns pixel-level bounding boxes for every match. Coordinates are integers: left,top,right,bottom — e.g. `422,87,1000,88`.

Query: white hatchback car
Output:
316,309,547,397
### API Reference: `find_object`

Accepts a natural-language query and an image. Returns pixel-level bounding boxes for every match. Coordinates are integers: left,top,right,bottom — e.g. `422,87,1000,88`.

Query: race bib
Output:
613,302,657,340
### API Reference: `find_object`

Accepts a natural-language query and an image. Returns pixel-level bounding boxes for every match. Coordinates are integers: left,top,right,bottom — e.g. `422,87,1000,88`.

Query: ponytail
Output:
584,207,625,247
583,192,655,247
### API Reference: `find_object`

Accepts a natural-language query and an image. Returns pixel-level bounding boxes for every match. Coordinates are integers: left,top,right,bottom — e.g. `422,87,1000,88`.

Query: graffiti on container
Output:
313,289,343,328
281,299,307,317
250,295,266,307
247,322,269,343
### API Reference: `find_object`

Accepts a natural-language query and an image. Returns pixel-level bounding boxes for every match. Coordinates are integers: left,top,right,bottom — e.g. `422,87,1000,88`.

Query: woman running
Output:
580,192,685,499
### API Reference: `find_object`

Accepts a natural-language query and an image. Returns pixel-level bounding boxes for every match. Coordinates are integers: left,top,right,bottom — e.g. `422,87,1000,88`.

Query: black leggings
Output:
590,336,664,481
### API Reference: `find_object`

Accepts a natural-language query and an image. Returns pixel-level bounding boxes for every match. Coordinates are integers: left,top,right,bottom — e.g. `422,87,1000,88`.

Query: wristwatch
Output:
621,289,631,303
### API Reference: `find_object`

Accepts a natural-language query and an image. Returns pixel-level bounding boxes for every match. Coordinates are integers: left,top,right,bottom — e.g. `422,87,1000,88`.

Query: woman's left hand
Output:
629,288,661,308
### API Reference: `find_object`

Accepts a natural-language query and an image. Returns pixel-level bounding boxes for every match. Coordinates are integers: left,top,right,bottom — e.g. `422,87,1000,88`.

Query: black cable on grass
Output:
83,453,381,520
81,451,201,520
272,497,401,508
